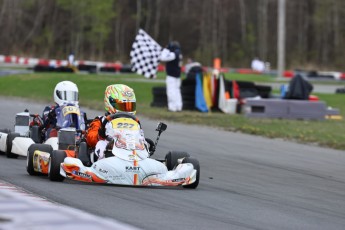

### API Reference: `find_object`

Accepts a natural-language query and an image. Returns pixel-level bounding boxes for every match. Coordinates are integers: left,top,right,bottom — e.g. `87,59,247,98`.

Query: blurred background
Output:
0,0,345,70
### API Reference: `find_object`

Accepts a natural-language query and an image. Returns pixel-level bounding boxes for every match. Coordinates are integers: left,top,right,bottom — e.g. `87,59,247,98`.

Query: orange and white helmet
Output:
104,84,136,114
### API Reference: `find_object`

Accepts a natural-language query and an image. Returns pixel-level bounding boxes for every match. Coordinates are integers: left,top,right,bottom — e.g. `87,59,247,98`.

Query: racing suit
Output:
85,116,104,148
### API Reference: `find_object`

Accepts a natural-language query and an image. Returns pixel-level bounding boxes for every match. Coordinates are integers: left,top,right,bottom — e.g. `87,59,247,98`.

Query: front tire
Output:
48,150,66,182
182,157,200,189
27,144,53,176
165,151,190,170
6,132,20,158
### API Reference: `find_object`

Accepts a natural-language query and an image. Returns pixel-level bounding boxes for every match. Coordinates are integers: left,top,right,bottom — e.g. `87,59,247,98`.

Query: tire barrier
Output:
33,65,75,73
151,78,272,112
335,88,345,94
99,65,133,73
151,86,167,108
181,78,196,111
225,80,272,99
100,67,117,73
255,85,272,98
119,64,133,73
77,64,97,73
151,81,197,111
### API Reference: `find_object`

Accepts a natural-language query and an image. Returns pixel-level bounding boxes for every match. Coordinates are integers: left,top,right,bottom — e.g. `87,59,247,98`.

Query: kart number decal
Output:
110,118,139,130
62,106,80,116
117,123,134,129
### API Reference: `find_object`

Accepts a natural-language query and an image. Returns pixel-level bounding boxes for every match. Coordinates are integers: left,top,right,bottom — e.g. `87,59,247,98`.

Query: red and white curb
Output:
0,180,140,230
0,54,123,69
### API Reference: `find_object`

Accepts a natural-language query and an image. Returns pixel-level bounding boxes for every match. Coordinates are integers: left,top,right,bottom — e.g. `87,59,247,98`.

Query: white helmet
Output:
54,81,79,106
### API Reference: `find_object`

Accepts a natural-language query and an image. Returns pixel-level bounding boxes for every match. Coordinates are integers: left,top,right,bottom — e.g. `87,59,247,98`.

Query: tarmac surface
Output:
0,99,140,230
0,69,345,230
0,97,345,230
0,180,140,230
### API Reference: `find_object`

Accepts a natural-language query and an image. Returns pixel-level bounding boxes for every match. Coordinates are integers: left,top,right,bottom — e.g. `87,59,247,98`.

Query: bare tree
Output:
239,0,247,44
1,0,345,70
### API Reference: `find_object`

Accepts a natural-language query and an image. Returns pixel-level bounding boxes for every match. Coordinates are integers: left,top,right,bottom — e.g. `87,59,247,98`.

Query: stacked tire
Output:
151,86,167,107
336,88,345,94
150,84,196,111
181,78,196,110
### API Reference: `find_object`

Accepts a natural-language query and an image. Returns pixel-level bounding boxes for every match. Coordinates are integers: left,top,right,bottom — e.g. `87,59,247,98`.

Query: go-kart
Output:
32,113,200,188
0,110,44,158
26,103,87,176
0,103,86,159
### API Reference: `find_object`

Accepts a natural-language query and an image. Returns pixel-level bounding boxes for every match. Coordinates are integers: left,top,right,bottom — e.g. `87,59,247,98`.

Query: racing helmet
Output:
104,84,136,114
54,81,79,106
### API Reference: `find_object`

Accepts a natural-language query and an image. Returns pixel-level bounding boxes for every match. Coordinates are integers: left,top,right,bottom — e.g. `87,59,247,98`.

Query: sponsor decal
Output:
125,166,140,172
39,153,50,166
107,175,126,181
128,155,136,160
171,178,186,182
124,90,133,97
99,168,108,174
72,170,91,179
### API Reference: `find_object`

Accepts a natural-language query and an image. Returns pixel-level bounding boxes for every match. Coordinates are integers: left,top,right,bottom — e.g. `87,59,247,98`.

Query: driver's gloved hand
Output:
98,127,106,139
145,138,155,156
48,109,56,119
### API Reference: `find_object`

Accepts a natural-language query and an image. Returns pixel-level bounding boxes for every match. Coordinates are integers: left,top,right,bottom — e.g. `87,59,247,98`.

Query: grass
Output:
1,71,345,150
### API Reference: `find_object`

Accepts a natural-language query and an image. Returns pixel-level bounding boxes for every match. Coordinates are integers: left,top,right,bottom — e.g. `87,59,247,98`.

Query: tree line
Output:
0,0,344,71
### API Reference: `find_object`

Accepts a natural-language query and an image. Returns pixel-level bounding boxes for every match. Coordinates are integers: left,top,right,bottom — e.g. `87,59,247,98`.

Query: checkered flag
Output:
130,29,162,78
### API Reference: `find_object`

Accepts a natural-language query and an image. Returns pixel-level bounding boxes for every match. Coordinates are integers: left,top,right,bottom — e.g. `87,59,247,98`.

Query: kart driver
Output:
42,80,79,139
86,84,145,162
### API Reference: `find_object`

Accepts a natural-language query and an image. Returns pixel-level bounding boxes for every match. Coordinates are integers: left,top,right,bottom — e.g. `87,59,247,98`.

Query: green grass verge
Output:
1,72,345,150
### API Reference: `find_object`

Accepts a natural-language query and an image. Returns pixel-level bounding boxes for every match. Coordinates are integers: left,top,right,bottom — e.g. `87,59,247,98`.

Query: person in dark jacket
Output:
284,74,313,100
159,41,183,112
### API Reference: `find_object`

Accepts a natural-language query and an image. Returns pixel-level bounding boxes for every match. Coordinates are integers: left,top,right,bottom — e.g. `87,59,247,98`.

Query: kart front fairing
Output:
60,118,197,186
61,156,197,186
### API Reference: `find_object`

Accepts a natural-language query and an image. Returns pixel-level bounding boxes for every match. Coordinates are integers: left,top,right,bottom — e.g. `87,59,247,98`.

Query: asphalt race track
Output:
1,97,345,230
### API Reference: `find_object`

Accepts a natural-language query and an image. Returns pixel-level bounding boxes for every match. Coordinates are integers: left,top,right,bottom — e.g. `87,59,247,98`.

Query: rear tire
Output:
165,151,190,170
27,144,53,176
182,157,200,189
6,132,20,158
48,150,66,182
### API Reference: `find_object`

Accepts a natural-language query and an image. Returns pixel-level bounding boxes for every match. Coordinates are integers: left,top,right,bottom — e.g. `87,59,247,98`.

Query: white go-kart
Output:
0,103,86,158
